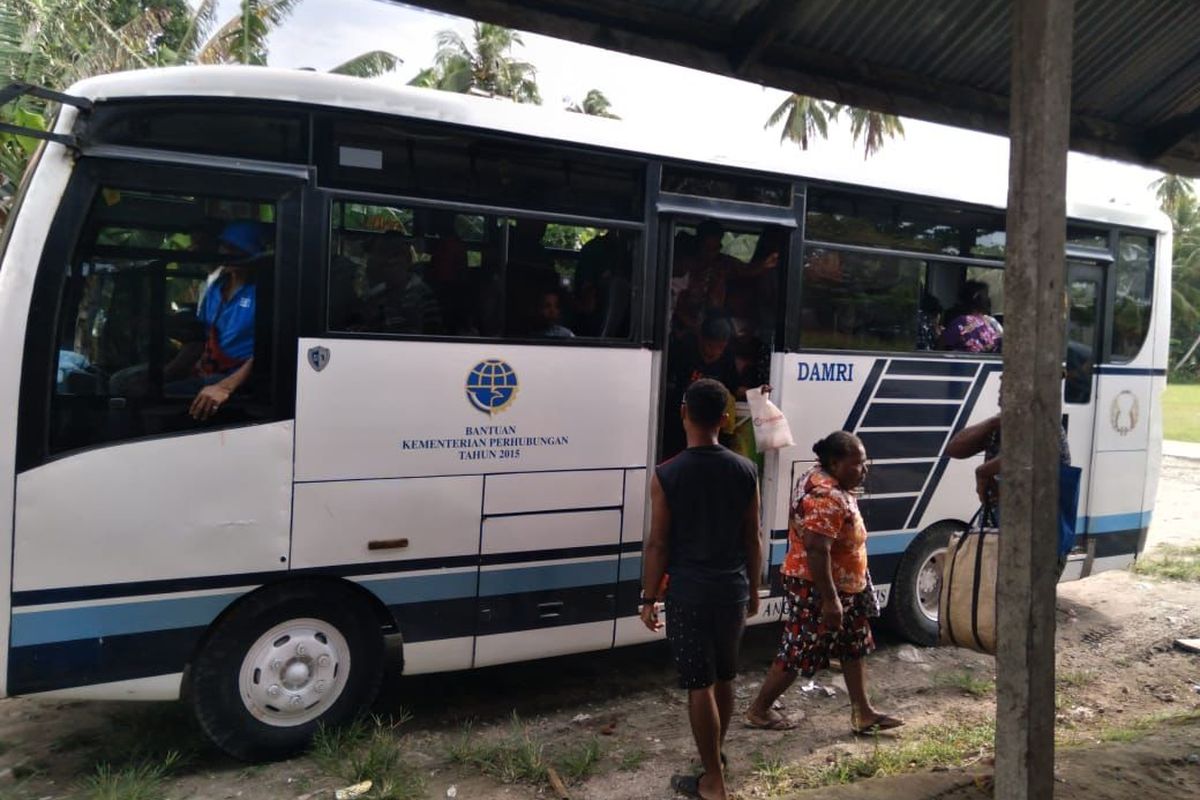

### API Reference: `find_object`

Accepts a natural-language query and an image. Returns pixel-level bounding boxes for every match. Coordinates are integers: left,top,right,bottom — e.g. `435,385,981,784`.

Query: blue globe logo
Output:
465,359,519,416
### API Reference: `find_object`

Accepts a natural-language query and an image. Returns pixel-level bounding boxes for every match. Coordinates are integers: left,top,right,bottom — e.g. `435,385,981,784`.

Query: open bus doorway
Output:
655,217,789,471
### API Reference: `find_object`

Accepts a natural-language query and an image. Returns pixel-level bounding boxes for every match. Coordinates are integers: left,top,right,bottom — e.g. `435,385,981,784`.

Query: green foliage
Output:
1163,384,1200,441
310,714,425,800
1156,176,1200,377
933,669,995,698
1132,543,1200,582
80,751,182,800
746,719,995,793
555,737,602,781
0,0,397,224
765,95,903,157
566,88,618,118
410,23,541,104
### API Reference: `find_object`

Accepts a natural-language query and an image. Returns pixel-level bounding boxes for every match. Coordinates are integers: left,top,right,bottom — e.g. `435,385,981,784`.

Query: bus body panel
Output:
9,422,292,697
0,124,82,698
13,421,294,592
294,338,655,668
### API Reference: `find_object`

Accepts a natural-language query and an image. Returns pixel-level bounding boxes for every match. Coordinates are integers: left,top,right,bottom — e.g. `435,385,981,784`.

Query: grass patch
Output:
1132,543,1200,581
80,752,182,800
310,714,424,800
556,737,602,782
1163,383,1200,443
448,714,604,786
745,719,995,793
448,715,548,784
750,753,794,795
1057,669,1096,689
933,670,995,697
617,748,647,772
1060,709,1200,747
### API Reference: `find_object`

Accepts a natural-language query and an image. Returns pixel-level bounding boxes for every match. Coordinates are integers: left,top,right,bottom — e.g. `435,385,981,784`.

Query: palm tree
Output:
566,89,618,118
1150,173,1195,218
1168,191,1200,372
409,23,541,104
764,93,836,149
177,1,397,74
837,105,905,159
765,94,904,157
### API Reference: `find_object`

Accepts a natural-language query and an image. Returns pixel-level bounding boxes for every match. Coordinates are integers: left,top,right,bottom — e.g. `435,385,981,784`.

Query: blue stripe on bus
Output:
358,571,478,606
10,593,239,648
1085,510,1153,533
478,559,618,596
1093,366,1166,376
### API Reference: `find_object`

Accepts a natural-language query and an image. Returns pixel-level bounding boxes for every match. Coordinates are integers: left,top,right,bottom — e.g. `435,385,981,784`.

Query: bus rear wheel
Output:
188,581,385,762
884,522,960,646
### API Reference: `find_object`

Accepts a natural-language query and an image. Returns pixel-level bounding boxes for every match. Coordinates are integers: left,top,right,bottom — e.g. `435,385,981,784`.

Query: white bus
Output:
0,67,1169,760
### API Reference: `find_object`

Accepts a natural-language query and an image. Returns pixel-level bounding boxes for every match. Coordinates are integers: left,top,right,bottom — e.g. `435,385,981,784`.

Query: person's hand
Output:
975,466,997,505
190,383,232,421
640,602,663,632
747,594,761,618
761,252,780,270
820,597,843,630
759,384,773,396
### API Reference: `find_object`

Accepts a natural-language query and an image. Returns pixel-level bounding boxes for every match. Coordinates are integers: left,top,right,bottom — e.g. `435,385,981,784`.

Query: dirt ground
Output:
1,456,1197,800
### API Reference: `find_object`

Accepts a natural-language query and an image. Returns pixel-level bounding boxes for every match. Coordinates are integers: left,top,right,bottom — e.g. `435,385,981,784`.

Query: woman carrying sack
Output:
744,431,902,735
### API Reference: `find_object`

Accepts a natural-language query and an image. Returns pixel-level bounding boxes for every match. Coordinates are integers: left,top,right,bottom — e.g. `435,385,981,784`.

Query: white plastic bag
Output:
746,387,794,451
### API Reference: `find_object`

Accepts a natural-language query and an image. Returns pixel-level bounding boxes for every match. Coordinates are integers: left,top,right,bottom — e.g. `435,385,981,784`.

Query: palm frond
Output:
329,50,400,78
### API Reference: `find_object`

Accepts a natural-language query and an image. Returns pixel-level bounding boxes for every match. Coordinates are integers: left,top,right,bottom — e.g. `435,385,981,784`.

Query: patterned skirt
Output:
776,576,875,676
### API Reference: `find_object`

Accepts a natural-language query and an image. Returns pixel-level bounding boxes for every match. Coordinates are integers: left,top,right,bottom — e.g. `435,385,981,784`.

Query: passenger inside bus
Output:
357,233,443,335
532,286,575,338
574,228,634,336
939,279,1003,353
164,220,267,421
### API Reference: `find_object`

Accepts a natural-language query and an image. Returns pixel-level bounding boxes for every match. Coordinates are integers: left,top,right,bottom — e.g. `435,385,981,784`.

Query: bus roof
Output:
65,66,1167,232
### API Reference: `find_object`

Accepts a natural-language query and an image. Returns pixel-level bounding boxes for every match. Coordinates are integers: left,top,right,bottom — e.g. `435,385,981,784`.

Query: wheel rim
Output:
916,547,947,623
238,617,350,727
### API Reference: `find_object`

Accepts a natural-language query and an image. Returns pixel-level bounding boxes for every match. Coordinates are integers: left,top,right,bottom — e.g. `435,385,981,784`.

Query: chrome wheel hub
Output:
238,618,349,727
916,547,947,623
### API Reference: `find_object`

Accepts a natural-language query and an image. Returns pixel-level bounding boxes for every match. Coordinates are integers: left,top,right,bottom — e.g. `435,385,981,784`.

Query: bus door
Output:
643,206,793,626
1062,260,1106,572
293,201,652,671
10,160,302,696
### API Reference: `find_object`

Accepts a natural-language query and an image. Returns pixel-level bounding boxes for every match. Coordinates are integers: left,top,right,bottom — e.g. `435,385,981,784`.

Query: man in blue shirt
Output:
166,221,265,420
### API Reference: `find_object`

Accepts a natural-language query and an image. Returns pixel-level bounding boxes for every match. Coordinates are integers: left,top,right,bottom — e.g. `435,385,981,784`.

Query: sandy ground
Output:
0,456,1197,800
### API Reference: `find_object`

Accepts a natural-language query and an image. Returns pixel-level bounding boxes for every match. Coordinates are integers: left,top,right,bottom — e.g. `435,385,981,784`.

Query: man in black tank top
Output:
641,379,762,800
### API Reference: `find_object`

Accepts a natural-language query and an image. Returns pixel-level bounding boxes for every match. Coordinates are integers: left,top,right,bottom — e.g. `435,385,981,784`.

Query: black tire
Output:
188,580,385,762
883,521,961,646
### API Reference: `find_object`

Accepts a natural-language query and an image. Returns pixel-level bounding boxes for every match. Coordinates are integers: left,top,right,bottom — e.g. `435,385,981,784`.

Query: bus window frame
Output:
317,189,648,347
16,157,304,472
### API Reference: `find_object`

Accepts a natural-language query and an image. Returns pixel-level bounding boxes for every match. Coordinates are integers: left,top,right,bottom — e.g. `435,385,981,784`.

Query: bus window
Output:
327,200,637,340
798,248,924,351
1112,233,1154,361
49,189,277,455
1066,273,1100,404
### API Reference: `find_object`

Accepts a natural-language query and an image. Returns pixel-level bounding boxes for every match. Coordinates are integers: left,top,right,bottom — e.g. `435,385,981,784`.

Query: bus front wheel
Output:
883,522,959,646
188,581,385,762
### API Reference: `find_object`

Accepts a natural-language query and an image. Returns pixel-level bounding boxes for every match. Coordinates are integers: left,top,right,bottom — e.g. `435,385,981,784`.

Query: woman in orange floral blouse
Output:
745,431,903,735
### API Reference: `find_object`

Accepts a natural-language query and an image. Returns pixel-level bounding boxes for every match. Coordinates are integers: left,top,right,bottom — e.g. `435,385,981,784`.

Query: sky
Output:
210,0,1165,212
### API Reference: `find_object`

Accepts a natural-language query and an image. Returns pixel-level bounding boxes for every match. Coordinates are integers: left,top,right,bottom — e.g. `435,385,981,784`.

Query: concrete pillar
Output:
996,0,1075,798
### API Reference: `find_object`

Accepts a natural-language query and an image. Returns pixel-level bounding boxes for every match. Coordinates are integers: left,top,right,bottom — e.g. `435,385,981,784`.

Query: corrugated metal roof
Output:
399,0,1200,176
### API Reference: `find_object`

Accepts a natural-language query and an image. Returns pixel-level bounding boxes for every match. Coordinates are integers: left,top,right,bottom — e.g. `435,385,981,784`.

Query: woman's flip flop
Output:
851,713,905,735
744,710,797,730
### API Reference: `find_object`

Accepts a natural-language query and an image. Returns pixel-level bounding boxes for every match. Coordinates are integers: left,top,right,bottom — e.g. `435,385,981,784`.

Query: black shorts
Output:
665,600,747,690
